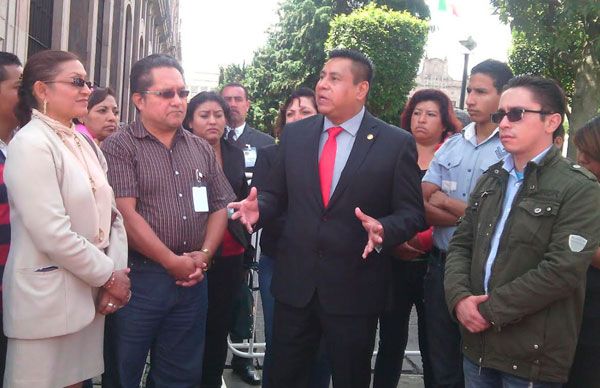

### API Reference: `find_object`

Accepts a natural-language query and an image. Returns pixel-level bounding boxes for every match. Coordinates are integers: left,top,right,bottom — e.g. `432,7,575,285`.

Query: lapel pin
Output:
367,134,374,140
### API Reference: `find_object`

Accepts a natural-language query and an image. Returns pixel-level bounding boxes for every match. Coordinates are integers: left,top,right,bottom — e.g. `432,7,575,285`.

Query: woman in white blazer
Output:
2,50,131,388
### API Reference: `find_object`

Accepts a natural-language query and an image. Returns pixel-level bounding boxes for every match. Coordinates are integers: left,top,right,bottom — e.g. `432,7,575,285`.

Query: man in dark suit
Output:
229,49,425,388
221,83,274,149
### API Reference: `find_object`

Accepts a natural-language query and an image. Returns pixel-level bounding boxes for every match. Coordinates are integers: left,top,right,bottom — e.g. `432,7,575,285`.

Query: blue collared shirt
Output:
483,145,553,292
319,106,365,198
423,122,507,250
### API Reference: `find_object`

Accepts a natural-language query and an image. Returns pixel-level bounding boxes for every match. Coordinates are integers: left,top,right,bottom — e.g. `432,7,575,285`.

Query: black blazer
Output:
232,124,275,150
252,144,283,257
219,138,250,251
258,111,426,315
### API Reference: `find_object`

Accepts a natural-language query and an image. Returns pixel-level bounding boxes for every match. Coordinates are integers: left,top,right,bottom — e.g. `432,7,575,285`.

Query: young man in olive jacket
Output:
444,75,600,387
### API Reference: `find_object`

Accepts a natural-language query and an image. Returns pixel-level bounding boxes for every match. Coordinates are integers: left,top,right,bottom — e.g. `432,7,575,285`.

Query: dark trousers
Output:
0,314,6,384
259,254,331,388
423,249,464,388
102,258,208,388
374,259,433,388
565,342,600,387
201,254,244,388
270,294,378,388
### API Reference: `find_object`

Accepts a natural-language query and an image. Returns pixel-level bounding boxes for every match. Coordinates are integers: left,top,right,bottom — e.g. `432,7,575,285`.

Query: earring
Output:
43,99,47,115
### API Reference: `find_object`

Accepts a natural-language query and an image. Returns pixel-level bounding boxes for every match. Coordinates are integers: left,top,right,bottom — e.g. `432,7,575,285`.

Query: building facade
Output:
411,57,462,107
0,0,181,122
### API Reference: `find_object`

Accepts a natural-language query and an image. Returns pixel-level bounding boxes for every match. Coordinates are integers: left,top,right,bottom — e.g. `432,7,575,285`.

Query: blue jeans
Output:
258,254,331,388
103,258,208,388
463,357,562,388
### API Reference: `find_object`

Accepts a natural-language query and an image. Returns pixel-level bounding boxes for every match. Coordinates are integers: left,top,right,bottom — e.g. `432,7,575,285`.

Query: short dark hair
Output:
88,87,115,110
274,87,317,136
221,82,249,100
400,89,463,142
183,91,232,131
328,48,374,85
505,75,567,133
0,52,22,83
130,54,184,94
470,59,513,94
573,115,600,164
16,50,80,126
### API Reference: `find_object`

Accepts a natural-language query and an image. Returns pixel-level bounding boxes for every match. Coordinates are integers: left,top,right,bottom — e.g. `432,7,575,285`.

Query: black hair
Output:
183,91,232,131
400,88,463,141
0,52,22,83
88,87,115,110
505,75,566,133
130,53,184,94
15,50,80,126
274,87,317,136
470,59,513,94
220,82,249,100
328,48,374,85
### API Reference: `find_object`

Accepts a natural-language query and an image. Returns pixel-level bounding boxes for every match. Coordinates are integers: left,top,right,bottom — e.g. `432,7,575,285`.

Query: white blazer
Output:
2,117,128,339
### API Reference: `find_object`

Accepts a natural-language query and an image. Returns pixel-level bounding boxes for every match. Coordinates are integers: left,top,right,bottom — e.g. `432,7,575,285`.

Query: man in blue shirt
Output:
421,59,513,388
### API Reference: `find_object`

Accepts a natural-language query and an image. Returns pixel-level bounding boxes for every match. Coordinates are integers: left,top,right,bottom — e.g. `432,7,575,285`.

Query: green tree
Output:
491,0,600,155
326,4,428,124
218,63,247,86
220,0,430,133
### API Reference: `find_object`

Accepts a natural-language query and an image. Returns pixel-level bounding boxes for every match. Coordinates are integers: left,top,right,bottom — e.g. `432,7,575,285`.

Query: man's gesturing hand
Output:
228,187,259,233
455,295,491,333
355,207,384,259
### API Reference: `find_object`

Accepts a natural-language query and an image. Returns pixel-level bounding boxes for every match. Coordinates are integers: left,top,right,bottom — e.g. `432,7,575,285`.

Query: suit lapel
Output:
308,117,326,210
327,112,379,209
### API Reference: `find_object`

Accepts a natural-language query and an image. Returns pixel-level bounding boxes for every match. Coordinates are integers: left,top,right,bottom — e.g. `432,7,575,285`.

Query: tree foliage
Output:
326,4,428,124
491,0,600,147
219,0,429,133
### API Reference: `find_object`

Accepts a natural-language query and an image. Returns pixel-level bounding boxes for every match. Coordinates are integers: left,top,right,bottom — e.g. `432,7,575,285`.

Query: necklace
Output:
51,128,97,194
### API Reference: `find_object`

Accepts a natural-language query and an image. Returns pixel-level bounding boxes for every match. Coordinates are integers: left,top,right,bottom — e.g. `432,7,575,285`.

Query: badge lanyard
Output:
192,169,209,213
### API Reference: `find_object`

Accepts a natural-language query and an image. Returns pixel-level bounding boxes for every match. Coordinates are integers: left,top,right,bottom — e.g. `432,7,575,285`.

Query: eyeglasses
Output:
44,77,93,89
140,89,190,99
490,108,553,124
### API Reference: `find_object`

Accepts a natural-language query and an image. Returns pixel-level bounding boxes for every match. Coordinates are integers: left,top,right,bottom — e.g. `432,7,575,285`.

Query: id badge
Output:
243,145,257,168
193,169,209,213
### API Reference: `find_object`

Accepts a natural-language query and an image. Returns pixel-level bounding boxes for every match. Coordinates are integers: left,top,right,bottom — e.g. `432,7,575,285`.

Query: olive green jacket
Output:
445,146,600,383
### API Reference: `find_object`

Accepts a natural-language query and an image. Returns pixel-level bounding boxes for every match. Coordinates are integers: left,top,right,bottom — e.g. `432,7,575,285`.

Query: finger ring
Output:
107,302,116,308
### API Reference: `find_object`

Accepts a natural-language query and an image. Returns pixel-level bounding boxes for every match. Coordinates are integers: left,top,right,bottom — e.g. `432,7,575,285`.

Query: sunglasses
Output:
140,89,190,99
45,77,93,89
490,108,552,124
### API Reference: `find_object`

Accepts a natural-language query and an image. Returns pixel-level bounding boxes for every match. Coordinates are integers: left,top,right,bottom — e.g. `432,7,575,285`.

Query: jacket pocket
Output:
512,198,560,246
11,268,67,339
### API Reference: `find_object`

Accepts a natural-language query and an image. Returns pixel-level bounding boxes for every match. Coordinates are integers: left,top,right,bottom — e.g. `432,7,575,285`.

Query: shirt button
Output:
178,193,183,198
175,171,180,176
468,169,472,172
462,193,466,197
183,215,187,220
183,241,187,245
512,365,518,370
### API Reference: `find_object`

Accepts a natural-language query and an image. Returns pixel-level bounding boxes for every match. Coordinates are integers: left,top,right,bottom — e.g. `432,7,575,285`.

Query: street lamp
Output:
458,36,477,109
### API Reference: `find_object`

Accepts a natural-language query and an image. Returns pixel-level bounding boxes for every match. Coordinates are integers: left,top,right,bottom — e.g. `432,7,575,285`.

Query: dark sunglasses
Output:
140,89,190,99
44,77,93,89
490,108,553,124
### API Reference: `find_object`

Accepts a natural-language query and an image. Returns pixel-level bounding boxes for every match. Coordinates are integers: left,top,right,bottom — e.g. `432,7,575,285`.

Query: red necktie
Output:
319,126,344,207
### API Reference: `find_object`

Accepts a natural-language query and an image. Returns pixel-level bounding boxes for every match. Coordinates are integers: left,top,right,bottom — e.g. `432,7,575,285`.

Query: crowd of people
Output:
0,45,597,388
